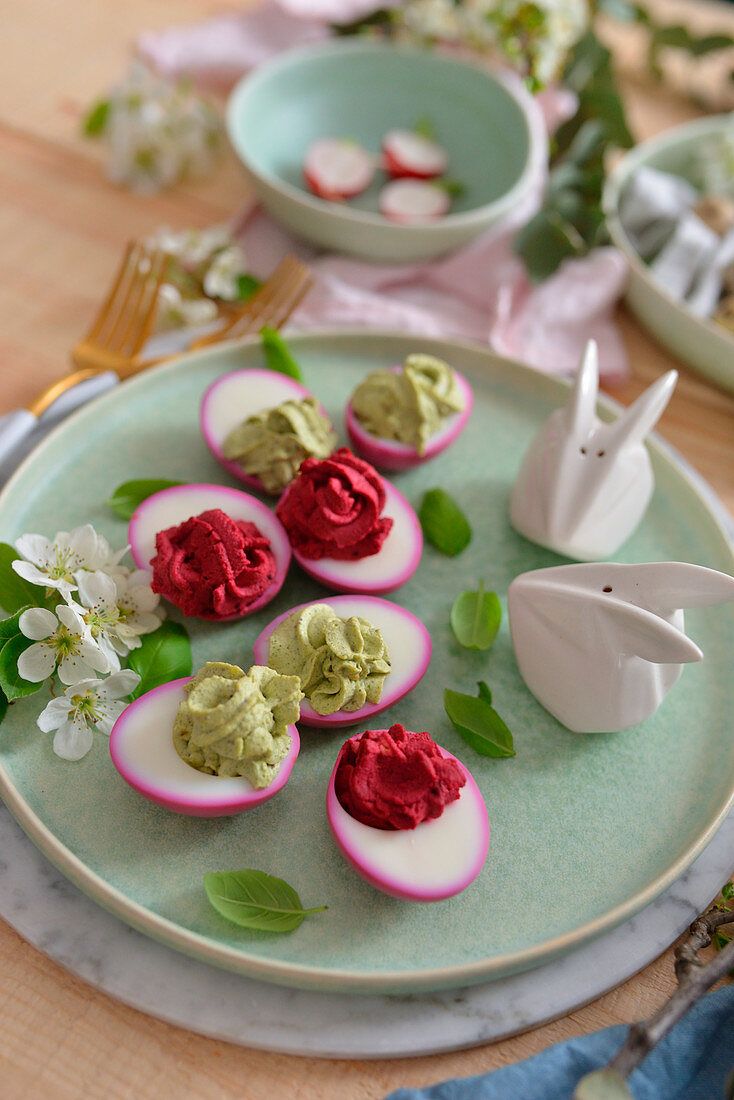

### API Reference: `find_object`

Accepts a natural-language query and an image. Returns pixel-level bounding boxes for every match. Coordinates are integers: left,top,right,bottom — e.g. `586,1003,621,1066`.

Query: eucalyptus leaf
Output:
105,479,183,520
418,489,472,557
261,326,304,382
450,583,501,651
0,544,52,615
127,621,192,699
204,869,327,933
444,681,515,758
0,634,42,702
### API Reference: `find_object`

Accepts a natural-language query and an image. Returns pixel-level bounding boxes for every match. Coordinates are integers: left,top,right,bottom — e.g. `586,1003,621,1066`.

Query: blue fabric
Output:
387,985,734,1100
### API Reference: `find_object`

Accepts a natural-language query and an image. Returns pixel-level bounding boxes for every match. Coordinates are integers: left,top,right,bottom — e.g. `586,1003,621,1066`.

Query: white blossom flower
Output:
75,569,164,672
156,283,219,330
13,524,126,601
203,244,249,301
146,224,232,270
37,670,141,761
95,62,222,194
18,605,109,686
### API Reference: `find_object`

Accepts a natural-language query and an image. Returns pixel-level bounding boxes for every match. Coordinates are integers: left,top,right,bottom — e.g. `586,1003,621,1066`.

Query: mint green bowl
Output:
227,41,542,261
603,115,734,394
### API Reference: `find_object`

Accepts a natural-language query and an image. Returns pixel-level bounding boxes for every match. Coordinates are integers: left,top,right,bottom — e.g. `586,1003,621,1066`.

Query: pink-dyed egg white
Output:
326,737,489,901
200,368,326,491
285,478,422,595
109,678,300,817
382,129,448,180
379,179,450,224
304,138,375,200
253,595,431,728
345,366,473,472
128,483,291,619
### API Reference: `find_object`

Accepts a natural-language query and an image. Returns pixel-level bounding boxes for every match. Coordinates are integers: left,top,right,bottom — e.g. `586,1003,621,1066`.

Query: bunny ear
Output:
564,340,599,440
630,562,734,612
606,370,678,451
597,598,703,665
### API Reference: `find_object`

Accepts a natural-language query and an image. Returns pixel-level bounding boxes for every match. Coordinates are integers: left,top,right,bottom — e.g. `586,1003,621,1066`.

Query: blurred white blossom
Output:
85,62,223,194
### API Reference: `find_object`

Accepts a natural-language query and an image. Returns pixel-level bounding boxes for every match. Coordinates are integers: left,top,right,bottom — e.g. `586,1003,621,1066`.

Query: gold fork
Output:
191,254,313,349
27,249,312,417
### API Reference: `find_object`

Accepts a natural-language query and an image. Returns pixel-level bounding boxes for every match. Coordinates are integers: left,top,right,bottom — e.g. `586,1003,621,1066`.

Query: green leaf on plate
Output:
418,489,472,557
0,608,32,645
127,621,192,699
236,274,262,302
204,869,327,933
261,326,304,382
0,685,8,728
450,582,501,651
444,681,515,758
0,634,42,702
105,479,183,520
0,544,52,615
83,99,110,137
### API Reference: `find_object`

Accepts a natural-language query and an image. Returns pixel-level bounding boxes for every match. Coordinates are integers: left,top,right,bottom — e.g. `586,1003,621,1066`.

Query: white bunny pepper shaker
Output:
510,341,677,560
508,561,734,733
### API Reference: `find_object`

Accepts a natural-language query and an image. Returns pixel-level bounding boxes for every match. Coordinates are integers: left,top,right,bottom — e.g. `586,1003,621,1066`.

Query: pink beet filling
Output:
151,508,276,619
275,447,393,561
334,724,466,831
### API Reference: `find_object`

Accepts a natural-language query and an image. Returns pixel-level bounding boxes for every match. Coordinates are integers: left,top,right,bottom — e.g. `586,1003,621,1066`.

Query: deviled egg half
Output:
253,595,431,728
110,676,300,817
327,726,489,901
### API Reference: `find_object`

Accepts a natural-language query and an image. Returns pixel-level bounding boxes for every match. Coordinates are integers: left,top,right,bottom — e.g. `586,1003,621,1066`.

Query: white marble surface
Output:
0,801,731,1058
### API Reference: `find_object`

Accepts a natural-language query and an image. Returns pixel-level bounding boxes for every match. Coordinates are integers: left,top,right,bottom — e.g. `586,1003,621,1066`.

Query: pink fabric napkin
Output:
138,1,629,383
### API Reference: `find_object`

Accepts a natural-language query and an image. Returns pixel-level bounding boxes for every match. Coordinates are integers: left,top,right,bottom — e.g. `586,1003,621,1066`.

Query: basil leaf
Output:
0,608,31,645
261,327,304,382
105,479,183,520
450,583,501,650
127,621,192,699
0,544,51,615
236,274,261,302
444,682,515,758
83,99,110,137
0,634,43,702
418,489,472,557
204,869,327,933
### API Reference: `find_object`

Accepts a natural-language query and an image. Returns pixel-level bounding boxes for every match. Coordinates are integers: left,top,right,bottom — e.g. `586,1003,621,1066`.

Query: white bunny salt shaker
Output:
510,341,677,560
508,561,734,733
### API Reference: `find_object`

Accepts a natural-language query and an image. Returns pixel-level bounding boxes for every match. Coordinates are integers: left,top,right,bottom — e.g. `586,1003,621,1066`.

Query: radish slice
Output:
382,129,448,179
128,483,291,619
109,678,300,817
326,737,489,901
304,139,375,200
200,368,331,492
379,179,450,224
346,365,473,472
287,480,422,595
252,595,431,728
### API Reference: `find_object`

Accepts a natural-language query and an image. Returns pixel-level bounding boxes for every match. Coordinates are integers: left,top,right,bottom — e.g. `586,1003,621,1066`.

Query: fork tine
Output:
118,249,169,357
113,246,161,356
84,241,137,343
228,262,312,340
95,240,147,351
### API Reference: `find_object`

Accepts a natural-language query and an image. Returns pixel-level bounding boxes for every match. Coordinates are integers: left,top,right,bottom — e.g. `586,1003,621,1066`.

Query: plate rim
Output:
0,327,732,994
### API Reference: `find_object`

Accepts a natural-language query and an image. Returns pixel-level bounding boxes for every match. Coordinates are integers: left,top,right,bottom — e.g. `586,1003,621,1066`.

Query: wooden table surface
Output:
0,2,732,1097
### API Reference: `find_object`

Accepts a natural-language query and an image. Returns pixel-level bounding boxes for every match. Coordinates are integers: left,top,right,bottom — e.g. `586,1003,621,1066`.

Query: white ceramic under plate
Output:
604,114,734,394
0,330,731,995
227,41,544,261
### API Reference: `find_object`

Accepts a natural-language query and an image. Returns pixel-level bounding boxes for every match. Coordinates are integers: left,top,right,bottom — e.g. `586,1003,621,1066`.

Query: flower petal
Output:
37,697,73,733
53,717,94,761
98,669,141,700
76,570,117,610
17,642,57,682
18,607,58,641
12,560,53,588
15,534,52,567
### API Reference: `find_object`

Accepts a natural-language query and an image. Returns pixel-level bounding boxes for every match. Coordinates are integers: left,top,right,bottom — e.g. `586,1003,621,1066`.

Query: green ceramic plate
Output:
0,331,732,994
227,41,541,261
604,115,734,394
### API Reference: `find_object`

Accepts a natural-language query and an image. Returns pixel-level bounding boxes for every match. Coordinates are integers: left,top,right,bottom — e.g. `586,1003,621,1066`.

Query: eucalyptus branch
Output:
573,887,734,1098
